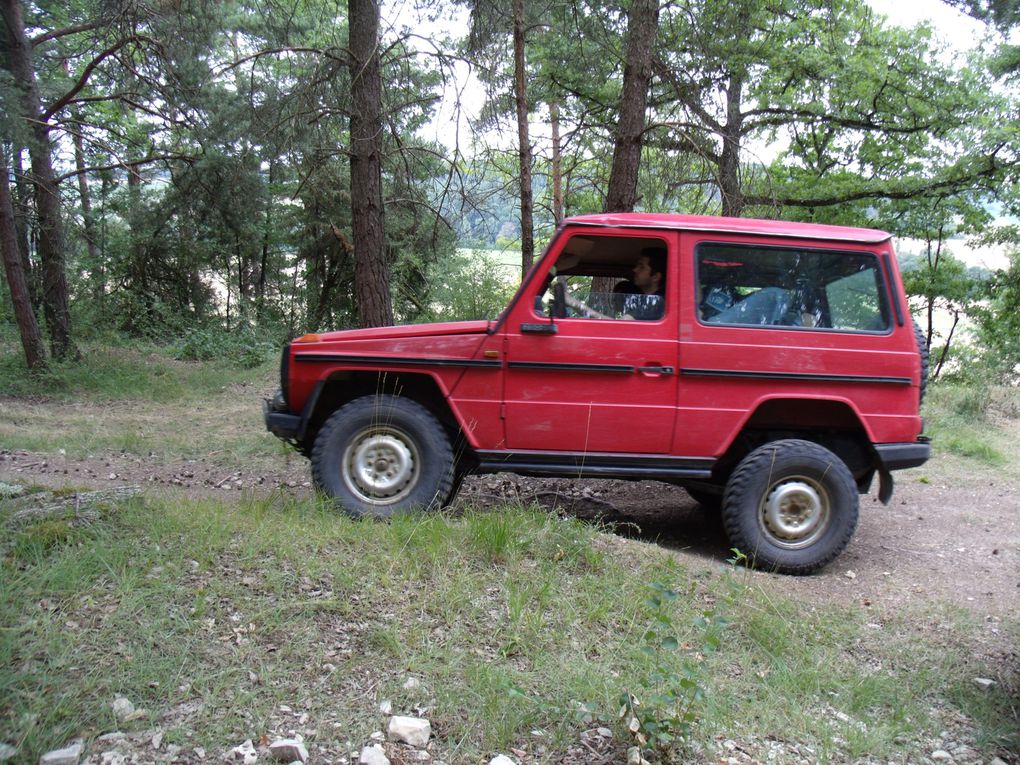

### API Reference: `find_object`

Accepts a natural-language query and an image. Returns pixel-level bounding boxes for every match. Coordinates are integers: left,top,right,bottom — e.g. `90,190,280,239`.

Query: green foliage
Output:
618,581,727,754
171,324,277,368
425,250,519,321
0,337,266,402
924,382,1005,464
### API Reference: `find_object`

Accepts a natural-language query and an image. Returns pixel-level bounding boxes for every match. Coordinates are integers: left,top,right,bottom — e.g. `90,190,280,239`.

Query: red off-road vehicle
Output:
265,213,930,573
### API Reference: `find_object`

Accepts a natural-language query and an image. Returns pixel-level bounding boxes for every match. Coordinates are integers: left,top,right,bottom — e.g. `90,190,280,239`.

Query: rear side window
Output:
696,243,890,331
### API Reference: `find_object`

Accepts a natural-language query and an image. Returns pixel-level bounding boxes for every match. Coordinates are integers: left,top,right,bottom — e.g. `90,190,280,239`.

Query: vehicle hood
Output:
306,320,492,343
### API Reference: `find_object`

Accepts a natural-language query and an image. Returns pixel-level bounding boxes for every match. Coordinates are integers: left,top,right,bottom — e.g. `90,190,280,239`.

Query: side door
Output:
502,229,679,454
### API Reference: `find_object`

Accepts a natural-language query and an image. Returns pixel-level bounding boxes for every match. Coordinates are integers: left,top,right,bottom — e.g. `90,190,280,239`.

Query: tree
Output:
349,0,393,327
603,0,659,214
0,143,46,369
2,0,77,359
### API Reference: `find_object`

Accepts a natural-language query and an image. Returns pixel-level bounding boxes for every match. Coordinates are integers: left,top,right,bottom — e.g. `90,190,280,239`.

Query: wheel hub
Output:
761,479,828,549
345,432,417,502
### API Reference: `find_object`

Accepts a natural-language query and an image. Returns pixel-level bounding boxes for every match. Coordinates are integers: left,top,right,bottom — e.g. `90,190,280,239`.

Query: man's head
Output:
633,247,667,294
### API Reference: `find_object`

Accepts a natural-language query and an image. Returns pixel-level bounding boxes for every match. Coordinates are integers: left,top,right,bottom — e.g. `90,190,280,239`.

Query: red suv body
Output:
265,213,930,573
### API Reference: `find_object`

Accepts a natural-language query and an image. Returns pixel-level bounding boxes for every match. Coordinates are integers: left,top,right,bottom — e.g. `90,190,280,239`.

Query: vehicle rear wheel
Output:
311,395,455,518
721,439,858,574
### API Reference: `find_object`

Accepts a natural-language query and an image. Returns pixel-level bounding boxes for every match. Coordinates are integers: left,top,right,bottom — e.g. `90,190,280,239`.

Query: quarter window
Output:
697,244,890,331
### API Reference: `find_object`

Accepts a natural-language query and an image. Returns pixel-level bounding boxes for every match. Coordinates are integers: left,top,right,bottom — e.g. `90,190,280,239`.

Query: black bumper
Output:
875,439,931,471
263,397,301,440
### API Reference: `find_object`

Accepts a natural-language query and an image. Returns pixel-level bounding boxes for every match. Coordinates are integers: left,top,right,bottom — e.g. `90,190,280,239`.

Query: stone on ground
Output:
387,716,431,748
359,744,390,765
268,738,308,763
38,740,84,765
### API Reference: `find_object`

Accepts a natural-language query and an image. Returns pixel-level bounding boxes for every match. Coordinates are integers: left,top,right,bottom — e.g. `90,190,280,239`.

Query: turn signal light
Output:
294,333,321,343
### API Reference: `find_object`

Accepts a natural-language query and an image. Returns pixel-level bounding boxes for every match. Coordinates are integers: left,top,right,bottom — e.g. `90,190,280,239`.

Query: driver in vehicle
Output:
622,247,666,320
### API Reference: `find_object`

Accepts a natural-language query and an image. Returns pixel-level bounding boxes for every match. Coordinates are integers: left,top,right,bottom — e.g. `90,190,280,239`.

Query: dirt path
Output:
3,442,1017,623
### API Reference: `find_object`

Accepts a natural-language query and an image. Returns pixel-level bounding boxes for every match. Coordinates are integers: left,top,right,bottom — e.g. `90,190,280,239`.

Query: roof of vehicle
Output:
562,212,892,244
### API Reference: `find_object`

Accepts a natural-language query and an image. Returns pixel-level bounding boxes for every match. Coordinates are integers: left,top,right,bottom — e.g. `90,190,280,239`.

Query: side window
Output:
697,244,890,331
537,235,669,321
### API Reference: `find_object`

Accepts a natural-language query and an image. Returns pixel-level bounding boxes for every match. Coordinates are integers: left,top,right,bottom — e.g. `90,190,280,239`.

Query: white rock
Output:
489,756,516,765
930,750,952,761
370,731,386,742
95,733,125,744
387,716,431,748
626,746,642,765
231,739,258,764
99,752,126,765
379,700,393,714
596,727,613,739
111,696,134,721
990,758,1009,765
151,732,163,750
269,739,308,763
0,742,16,762
844,570,857,580
402,678,421,691
973,677,995,689
359,745,390,765
38,740,84,765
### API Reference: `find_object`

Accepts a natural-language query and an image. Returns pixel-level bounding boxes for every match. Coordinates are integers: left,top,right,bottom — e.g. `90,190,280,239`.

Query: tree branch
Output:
43,36,146,120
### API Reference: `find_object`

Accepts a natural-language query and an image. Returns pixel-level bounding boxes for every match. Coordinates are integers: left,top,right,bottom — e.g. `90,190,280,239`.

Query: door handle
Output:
521,322,558,334
638,365,674,376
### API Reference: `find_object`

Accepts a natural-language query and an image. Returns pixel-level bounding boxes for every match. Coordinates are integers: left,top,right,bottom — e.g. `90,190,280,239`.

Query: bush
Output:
172,324,276,368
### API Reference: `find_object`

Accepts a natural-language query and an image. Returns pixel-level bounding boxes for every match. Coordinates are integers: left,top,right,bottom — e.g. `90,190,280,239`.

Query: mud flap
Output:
878,469,894,505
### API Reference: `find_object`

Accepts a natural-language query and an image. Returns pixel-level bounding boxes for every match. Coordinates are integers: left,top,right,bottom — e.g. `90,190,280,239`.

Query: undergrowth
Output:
924,383,1016,466
0,333,274,402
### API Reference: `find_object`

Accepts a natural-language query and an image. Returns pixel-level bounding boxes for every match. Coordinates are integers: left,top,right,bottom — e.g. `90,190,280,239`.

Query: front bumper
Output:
263,394,301,440
875,438,931,471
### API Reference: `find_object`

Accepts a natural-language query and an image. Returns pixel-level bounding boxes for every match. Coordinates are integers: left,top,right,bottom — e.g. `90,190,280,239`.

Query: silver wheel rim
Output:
342,426,419,505
758,476,830,550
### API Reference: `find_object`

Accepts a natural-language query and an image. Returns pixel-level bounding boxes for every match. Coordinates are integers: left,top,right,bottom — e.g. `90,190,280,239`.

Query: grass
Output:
0,338,279,459
923,383,1016,471
1,494,1017,764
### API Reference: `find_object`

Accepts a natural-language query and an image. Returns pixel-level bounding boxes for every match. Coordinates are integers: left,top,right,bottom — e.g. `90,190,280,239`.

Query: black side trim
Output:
681,368,911,385
475,450,714,480
874,441,931,471
508,361,635,374
295,354,501,369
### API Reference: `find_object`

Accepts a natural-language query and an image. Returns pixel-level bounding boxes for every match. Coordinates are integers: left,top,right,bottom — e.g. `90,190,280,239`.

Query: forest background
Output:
2,0,1020,384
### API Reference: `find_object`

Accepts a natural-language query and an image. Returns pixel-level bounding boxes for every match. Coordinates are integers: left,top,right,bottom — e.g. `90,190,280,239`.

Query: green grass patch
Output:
1,493,1015,764
0,340,274,403
924,383,1010,466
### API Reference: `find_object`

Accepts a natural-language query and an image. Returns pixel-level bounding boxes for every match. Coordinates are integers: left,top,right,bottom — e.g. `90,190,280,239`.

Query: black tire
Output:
912,319,930,405
311,395,455,518
721,439,858,575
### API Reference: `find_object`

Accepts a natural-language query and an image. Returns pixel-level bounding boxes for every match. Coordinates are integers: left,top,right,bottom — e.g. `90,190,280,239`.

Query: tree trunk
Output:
603,0,660,214
10,147,37,308
718,71,745,217
2,0,78,360
513,0,534,278
348,0,393,328
550,100,563,224
71,113,101,281
0,146,47,370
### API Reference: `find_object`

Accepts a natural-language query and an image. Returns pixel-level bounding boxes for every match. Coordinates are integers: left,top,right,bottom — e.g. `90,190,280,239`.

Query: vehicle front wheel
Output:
311,395,455,518
721,439,858,575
